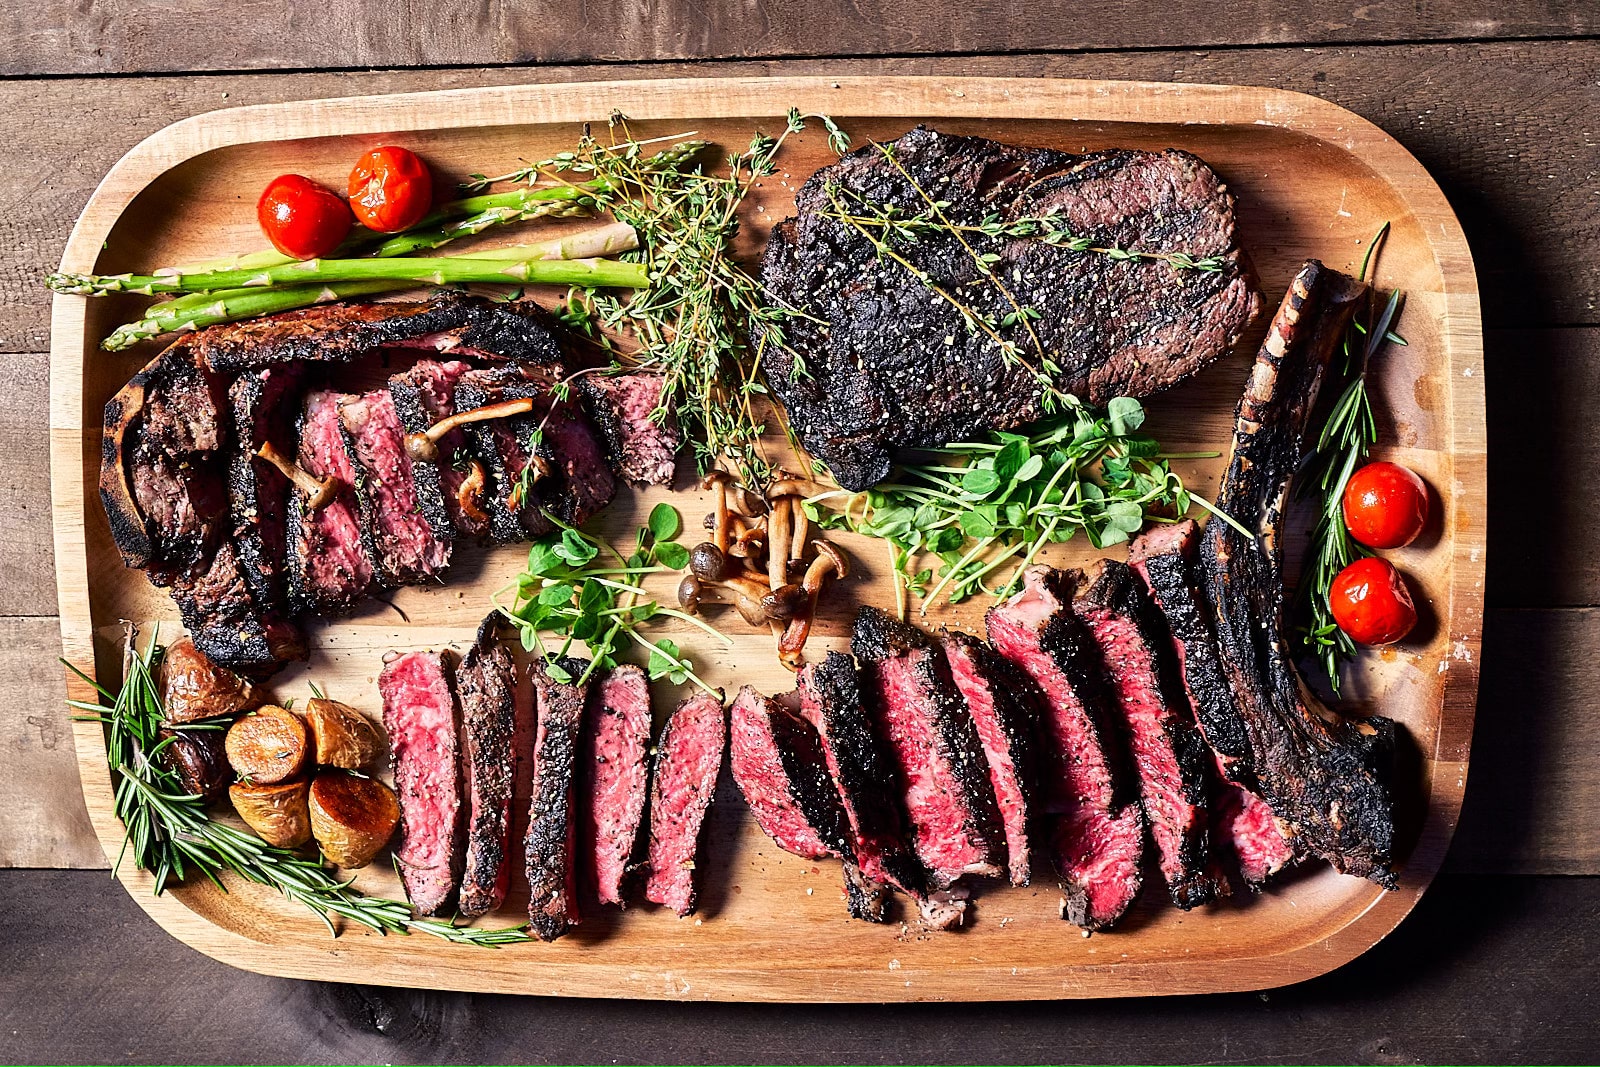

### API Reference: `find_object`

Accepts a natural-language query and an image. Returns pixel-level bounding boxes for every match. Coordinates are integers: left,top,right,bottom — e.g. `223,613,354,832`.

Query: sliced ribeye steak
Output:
339,387,453,585
730,686,852,862
285,390,382,614
1200,260,1400,888
380,650,463,916
387,359,485,541
581,664,653,908
526,657,588,941
455,615,518,919
761,125,1260,490
645,690,727,917
577,371,682,486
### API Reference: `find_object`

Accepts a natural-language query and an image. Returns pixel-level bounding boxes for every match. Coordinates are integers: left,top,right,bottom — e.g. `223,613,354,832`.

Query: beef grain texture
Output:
338,387,452,584
379,650,463,917
580,664,653,908
285,390,382,614
852,607,1003,888
729,687,852,862
526,657,588,941
387,359,478,542
987,566,1145,931
761,125,1260,490
226,364,303,613
1129,520,1295,887
940,629,1041,887
1075,559,1219,910
455,615,518,919
645,690,727,917
1200,260,1400,888
576,371,682,486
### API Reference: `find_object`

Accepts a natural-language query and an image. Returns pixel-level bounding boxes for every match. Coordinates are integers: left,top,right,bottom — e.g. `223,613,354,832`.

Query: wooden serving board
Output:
50,75,1484,1001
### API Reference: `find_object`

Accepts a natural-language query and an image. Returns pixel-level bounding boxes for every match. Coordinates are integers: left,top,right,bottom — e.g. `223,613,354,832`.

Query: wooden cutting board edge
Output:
48,74,1486,1001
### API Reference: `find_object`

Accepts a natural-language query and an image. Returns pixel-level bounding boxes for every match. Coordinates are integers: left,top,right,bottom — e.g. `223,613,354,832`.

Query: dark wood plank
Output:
0,869,1594,1062
5,0,1595,77
0,355,57,618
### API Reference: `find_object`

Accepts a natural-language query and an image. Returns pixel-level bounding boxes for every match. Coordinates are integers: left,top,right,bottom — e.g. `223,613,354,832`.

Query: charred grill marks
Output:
526,657,588,940
456,615,518,919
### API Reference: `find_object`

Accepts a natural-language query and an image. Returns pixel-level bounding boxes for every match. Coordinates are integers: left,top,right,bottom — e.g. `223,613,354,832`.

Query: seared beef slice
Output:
761,125,1259,490
940,630,1040,887
1200,260,1399,887
730,686,852,861
339,387,452,584
227,364,303,609
1075,559,1219,909
387,359,485,540
286,390,381,613
456,616,518,918
987,566,1145,930
577,371,681,486
526,658,588,940
581,664,653,907
853,608,1002,887
646,690,727,917
380,650,463,916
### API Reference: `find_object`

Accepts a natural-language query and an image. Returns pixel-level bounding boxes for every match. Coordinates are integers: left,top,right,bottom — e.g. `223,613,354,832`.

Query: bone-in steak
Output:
761,125,1260,490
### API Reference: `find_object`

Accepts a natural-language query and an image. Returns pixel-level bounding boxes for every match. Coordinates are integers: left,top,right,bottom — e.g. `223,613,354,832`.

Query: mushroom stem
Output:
767,498,792,591
256,440,340,510
405,397,535,462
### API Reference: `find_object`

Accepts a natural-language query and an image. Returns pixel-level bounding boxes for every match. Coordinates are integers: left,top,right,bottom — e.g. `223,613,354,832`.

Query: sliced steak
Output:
1075,559,1218,910
227,364,304,611
285,390,381,613
339,387,452,585
761,125,1260,490
729,686,852,861
940,629,1040,887
852,607,1002,888
379,650,463,916
986,566,1144,930
387,359,486,540
1200,260,1400,887
1129,520,1296,887
169,542,308,673
580,663,653,908
577,371,681,486
455,615,518,919
645,690,727,917
526,657,588,940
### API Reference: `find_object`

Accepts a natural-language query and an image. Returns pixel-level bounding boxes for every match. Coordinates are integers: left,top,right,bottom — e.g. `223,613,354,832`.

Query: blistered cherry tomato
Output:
1342,461,1429,549
1329,556,1417,646
347,146,433,233
257,174,352,260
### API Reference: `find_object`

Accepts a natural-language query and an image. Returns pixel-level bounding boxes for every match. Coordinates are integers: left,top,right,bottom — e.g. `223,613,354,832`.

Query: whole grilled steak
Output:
853,607,1003,888
761,126,1260,490
1128,520,1294,887
645,690,727,917
986,566,1145,931
729,686,852,862
1200,260,1400,888
387,360,485,540
1074,559,1219,910
526,657,588,941
940,630,1040,887
581,664,653,908
455,615,518,919
286,390,382,613
380,650,463,916
577,371,681,486
339,388,453,585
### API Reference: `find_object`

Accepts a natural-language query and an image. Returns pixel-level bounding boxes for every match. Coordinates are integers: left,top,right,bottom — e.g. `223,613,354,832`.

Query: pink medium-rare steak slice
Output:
987,565,1145,931
576,371,682,486
729,686,852,862
526,657,588,941
455,615,518,918
339,387,452,585
939,629,1041,887
387,359,486,540
852,607,1003,888
580,664,653,907
1074,559,1220,910
380,650,463,916
645,689,727,917
286,390,381,613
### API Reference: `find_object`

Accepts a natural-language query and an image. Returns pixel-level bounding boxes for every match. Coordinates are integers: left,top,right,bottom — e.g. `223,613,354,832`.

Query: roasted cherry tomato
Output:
256,174,352,260
1329,556,1417,646
1342,461,1429,549
347,146,433,233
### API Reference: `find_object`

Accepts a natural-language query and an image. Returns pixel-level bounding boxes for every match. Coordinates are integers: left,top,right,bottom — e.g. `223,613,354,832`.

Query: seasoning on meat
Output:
339,387,452,584
286,390,381,613
456,615,518,918
526,657,588,940
580,663,653,907
577,371,682,486
379,649,463,916
645,689,727,917
387,359,483,540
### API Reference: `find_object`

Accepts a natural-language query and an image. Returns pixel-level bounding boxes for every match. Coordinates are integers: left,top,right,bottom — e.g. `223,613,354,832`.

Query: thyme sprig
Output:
66,628,535,946
1295,223,1408,693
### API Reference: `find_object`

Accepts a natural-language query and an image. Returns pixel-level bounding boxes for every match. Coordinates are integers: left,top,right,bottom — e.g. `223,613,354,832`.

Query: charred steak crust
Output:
761,126,1260,490
339,387,453,585
939,629,1041,888
1076,559,1219,910
852,607,1003,888
285,390,383,614
380,650,464,916
575,372,682,487
183,292,563,375
227,365,303,610
645,690,728,917
387,360,472,543
1200,260,1400,889
581,664,654,908
729,687,852,862
456,614,518,919
170,543,308,674
526,656,588,941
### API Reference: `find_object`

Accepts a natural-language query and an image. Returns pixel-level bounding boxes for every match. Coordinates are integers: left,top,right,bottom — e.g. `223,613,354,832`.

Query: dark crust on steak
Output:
576,371,682,487
1076,559,1219,910
761,125,1260,490
227,365,304,611
729,687,852,862
387,360,471,543
526,656,588,941
170,542,308,674
456,614,518,919
852,607,1003,887
284,391,384,614
1200,259,1400,888
183,292,564,375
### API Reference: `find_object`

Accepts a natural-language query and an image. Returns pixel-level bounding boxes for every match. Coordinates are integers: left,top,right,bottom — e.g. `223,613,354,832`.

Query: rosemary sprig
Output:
1295,223,1408,692
66,627,535,945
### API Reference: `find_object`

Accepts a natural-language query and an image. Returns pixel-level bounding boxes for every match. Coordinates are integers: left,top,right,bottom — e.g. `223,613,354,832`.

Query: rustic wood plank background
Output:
3,2,1597,1061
